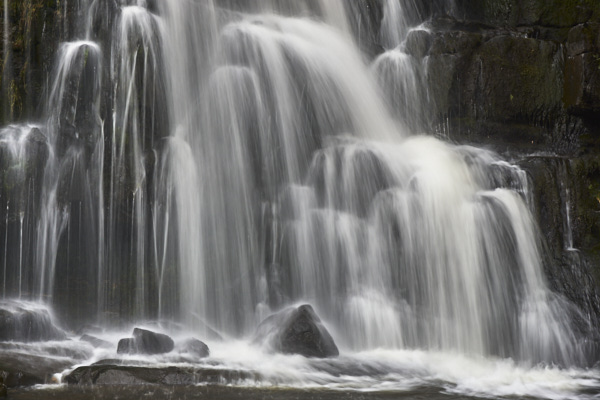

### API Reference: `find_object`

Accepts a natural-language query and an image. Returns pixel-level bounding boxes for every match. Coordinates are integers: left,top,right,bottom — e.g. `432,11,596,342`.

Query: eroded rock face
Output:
116,328,174,355
255,304,339,358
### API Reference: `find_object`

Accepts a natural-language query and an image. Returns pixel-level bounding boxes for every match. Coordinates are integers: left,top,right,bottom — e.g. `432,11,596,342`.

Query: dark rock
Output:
255,304,339,358
116,328,174,355
404,29,433,59
566,23,600,57
80,334,111,349
132,328,174,355
344,0,385,59
0,351,74,387
0,301,66,342
64,365,258,386
116,338,136,355
180,338,210,358
564,52,600,117
0,382,6,397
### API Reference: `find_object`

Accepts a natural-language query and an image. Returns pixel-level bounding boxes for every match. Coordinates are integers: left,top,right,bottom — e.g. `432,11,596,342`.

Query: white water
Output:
2,327,596,400
0,1,598,399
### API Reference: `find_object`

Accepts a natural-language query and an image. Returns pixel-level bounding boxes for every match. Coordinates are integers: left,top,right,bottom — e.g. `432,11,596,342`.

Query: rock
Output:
180,338,210,359
80,334,111,349
255,304,339,358
0,301,66,342
64,365,258,386
564,53,600,117
404,29,433,60
566,23,600,57
0,383,6,397
76,325,104,336
116,338,136,355
0,350,74,387
116,328,174,355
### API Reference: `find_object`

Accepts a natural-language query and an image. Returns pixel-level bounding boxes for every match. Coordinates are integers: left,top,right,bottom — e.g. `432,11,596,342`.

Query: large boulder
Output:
117,328,174,355
64,365,258,386
0,351,75,387
0,301,66,342
254,304,339,358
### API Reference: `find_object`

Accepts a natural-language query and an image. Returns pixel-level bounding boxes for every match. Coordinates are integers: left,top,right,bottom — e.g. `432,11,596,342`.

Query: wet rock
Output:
0,301,66,342
0,351,73,387
404,29,433,60
64,365,258,386
566,23,600,57
180,338,210,358
255,304,339,358
76,325,104,336
80,334,111,349
0,382,6,398
564,52,600,117
116,328,174,355
116,338,136,354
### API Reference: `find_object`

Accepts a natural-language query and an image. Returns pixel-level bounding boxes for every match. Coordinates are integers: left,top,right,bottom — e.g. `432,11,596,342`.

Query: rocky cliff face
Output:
403,0,600,327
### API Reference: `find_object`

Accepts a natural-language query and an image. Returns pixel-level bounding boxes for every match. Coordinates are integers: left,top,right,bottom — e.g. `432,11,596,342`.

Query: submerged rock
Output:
255,304,339,358
0,351,74,387
0,301,66,342
64,365,258,386
117,328,174,355
180,338,210,359
80,334,111,349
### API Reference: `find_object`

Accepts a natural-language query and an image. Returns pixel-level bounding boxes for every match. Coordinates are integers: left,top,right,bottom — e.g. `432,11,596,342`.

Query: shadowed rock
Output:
116,328,174,355
80,334,111,349
0,301,66,342
255,304,339,358
64,365,259,386
180,338,210,359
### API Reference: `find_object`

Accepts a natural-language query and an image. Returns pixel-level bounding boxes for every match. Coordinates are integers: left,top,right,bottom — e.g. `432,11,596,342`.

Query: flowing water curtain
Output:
103,3,167,322
156,0,396,335
34,41,104,324
1,0,587,368
373,0,431,133
151,1,590,366
0,126,46,300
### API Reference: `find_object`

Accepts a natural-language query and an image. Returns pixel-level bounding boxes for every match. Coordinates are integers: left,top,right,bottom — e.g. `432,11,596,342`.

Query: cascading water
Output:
1,1,599,398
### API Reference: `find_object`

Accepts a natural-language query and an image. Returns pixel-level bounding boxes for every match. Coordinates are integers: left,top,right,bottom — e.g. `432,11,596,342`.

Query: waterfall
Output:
0,0,595,374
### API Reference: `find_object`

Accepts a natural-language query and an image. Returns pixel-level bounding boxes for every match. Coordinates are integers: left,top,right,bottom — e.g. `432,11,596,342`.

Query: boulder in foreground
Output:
117,328,174,355
180,338,209,358
255,304,339,358
0,301,66,342
64,365,257,385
